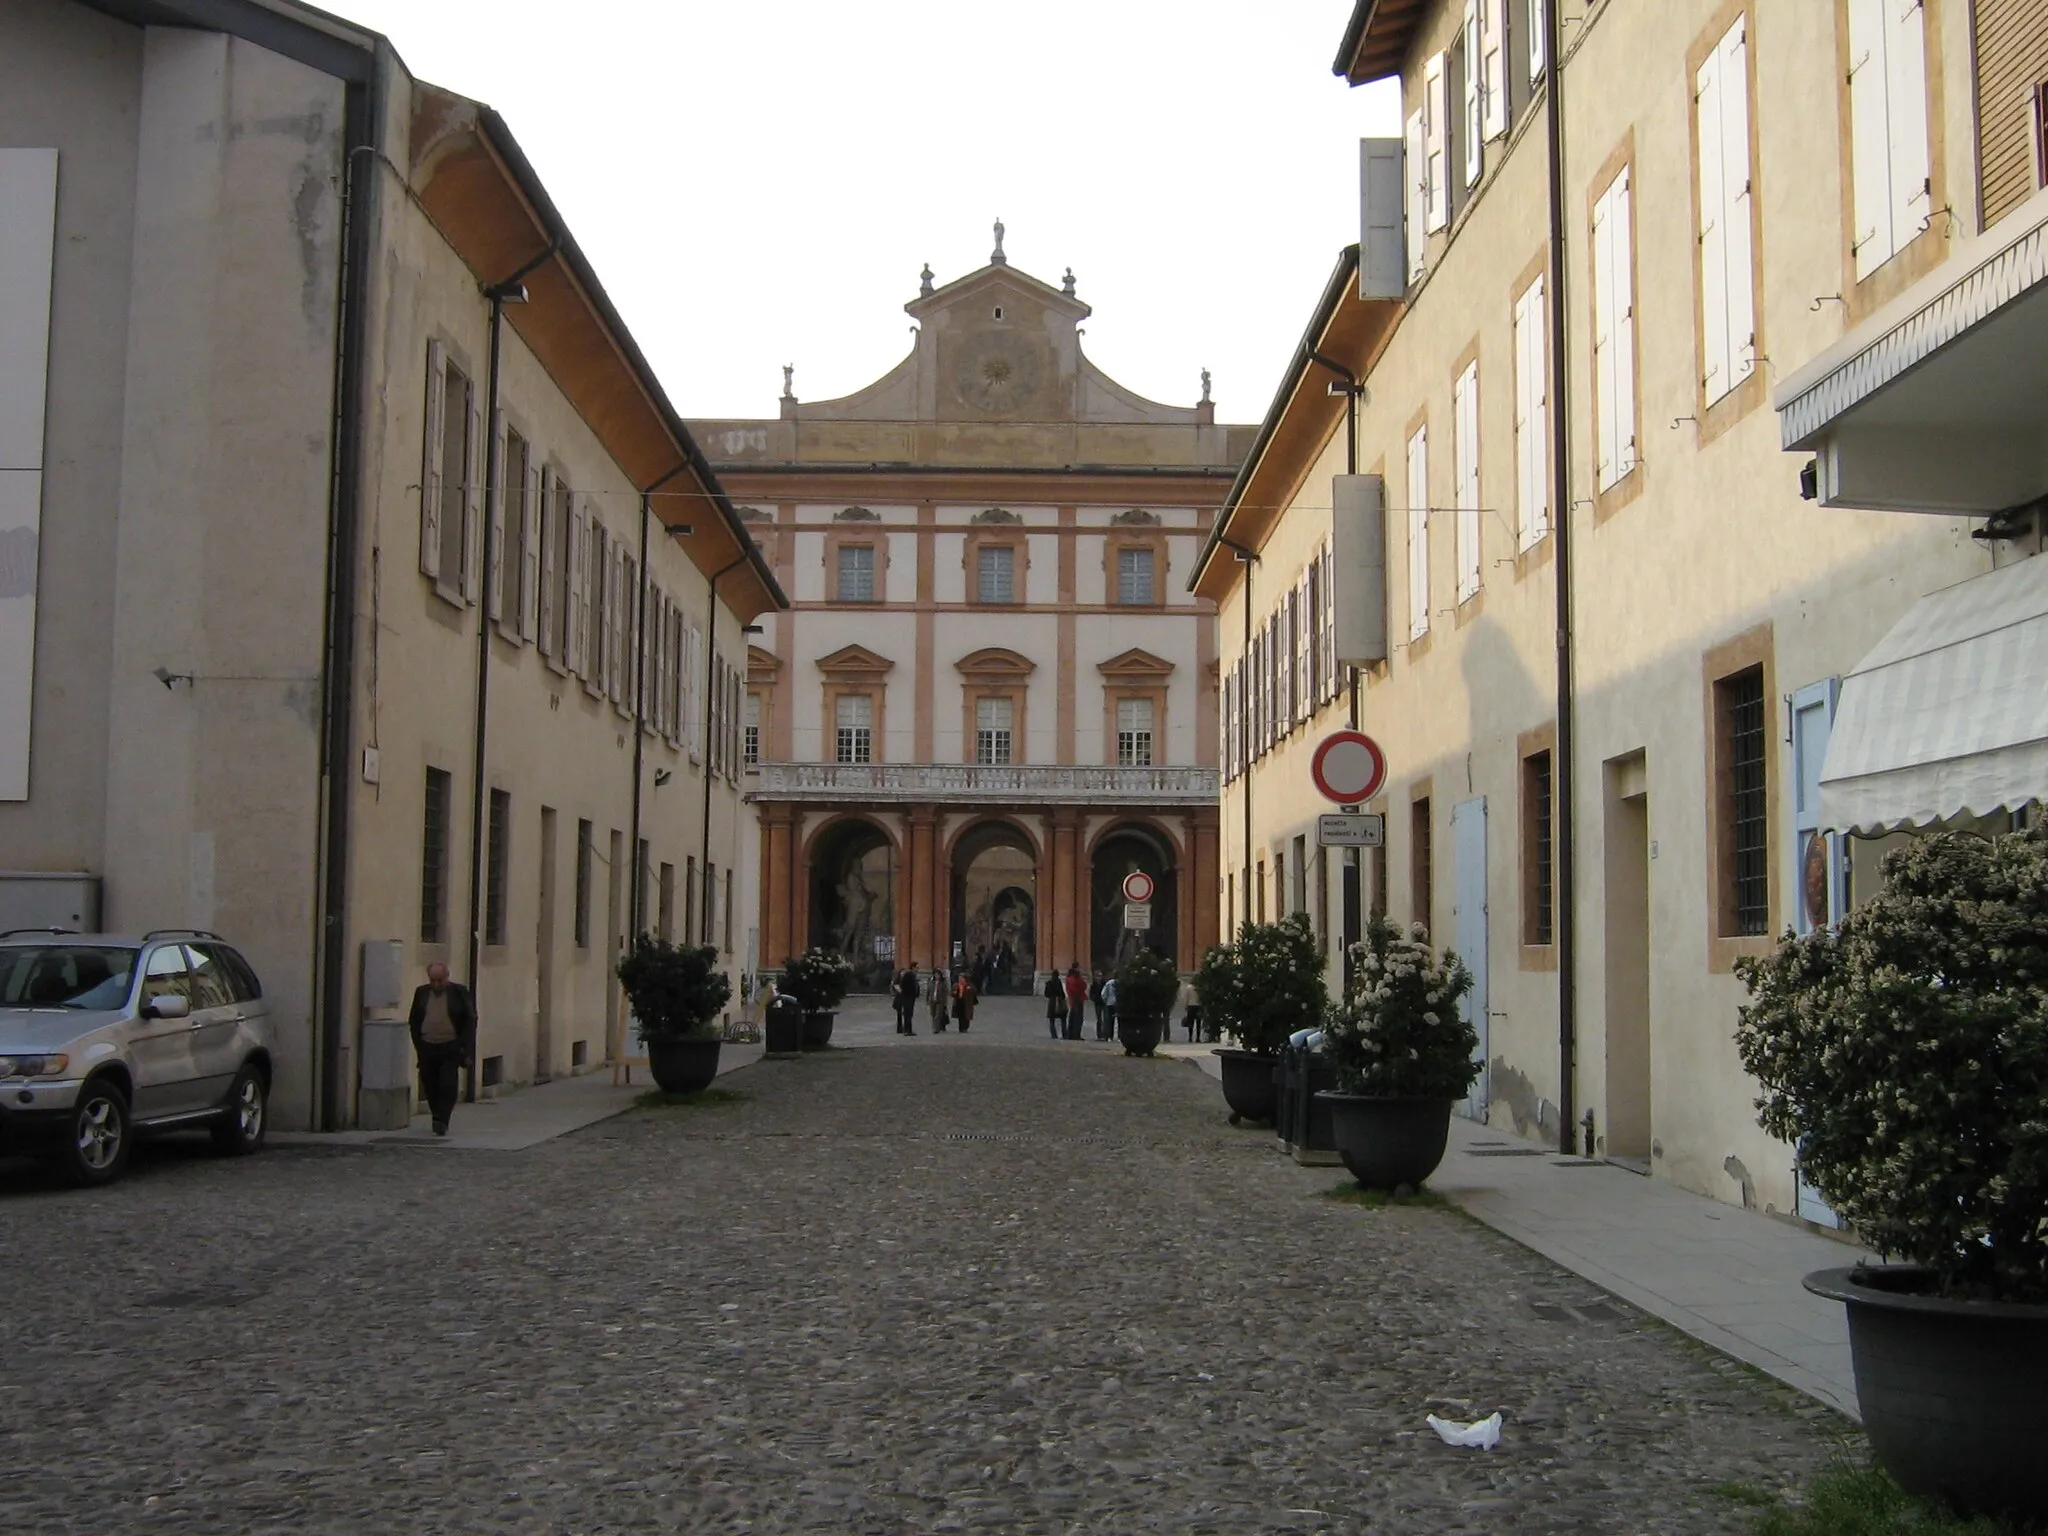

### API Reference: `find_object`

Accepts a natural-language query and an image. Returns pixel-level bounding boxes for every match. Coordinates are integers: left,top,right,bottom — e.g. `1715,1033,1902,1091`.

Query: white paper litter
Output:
1425,1411,1502,1449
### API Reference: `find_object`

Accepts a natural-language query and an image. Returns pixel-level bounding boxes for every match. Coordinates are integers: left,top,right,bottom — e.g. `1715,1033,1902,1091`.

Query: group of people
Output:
892,964,979,1035
1042,963,1120,1041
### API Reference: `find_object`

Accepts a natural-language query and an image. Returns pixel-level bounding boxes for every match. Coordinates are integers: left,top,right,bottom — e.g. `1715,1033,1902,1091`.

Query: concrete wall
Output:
1226,0,1992,1216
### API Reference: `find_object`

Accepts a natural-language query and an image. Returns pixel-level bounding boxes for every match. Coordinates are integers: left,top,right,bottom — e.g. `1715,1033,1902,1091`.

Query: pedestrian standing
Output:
1100,973,1119,1042
1062,963,1087,1041
407,961,476,1137
1043,969,1064,1039
952,971,978,1031
893,964,922,1035
928,966,949,1033
1088,970,1105,1035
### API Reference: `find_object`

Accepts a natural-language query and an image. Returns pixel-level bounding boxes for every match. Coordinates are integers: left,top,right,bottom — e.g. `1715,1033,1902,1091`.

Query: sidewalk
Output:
272,1042,764,1152
1170,1048,1868,1421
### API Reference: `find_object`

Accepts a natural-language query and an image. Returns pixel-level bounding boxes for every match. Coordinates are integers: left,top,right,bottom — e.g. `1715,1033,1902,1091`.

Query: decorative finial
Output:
1061,267,1076,297
919,262,934,297
991,217,1007,265
780,363,794,400
1200,368,1212,405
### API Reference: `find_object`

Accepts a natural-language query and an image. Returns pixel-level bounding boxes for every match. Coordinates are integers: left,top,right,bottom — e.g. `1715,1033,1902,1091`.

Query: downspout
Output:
627,461,693,948
700,552,753,946
1217,537,1259,931
1544,0,1579,1152
463,241,557,1104
315,59,384,1130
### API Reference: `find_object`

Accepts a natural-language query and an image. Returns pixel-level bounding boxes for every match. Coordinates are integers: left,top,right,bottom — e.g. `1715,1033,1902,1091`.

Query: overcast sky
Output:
335,1,1401,426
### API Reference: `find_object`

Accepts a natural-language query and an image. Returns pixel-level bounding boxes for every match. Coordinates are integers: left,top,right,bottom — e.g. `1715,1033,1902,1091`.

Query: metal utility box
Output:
1331,476,1388,666
0,872,102,933
360,938,405,1012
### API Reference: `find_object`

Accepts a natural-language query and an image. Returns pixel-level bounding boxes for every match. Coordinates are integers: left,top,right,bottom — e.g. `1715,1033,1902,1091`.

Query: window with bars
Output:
434,358,472,594
835,693,873,764
1411,796,1433,937
421,767,452,944
837,544,876,602
1116,546,1155,604
574,818,593,948
485,788,511,946
977,544,1016,603
1117,697,1154,767
1719,664,1769,936
975,696,1013,764
658,861,675,942
1522,750,1553,946
743,692,761,766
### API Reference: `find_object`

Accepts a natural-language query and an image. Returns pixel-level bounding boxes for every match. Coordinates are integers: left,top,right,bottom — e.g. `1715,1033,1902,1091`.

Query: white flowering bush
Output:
1199,913,1327,1057
1324,914,1478,1098
779,947,854,1013
1734,824,2048,1302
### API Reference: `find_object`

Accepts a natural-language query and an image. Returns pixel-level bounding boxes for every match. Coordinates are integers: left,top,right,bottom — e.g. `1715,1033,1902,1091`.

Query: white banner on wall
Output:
0,149,58,802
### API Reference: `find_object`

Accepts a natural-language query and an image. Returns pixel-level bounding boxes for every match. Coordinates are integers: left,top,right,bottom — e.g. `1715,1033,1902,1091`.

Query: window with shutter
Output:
1407,425,1431,641
1482,0,1508,138
1424,54,1449,231
1455,363,1482,601
419,341,446,582
835,693,873,765
1593,168,1638,488
1462,1,1484,188
975,696,1013,764
1696,18,1757,406
1117,698,1155,767
537,467,558,657
1405,108,1428,279
460,381,483,605
1297,572,1315,721
519,445,541,642
1320,547,1339,703
566,493,587,675
1514,276,1549,549
1529,0,1547,82
1848,0,1933,279
487,416,508,623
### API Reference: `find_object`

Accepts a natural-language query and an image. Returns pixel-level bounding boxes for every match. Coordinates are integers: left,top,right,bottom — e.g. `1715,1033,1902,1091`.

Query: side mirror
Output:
145,994,190,1020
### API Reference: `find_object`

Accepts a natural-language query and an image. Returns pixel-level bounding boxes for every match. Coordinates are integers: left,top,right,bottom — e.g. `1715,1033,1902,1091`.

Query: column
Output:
907,806,937,969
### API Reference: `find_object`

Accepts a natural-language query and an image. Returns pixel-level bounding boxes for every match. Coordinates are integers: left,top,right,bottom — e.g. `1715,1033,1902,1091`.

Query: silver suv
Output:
0,929,275,1186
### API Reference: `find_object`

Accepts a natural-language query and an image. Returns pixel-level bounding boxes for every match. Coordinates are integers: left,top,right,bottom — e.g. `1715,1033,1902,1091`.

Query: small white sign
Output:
1317,812,1385,847
1123,902,1152,930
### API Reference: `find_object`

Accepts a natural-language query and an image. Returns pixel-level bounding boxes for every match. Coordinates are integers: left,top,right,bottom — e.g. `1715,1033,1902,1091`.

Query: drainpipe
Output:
627,462,693,948
462,242,556,1105
697,552,753,946
1217,537,1259,932
315,58,385,1131
1544,0,1579,1154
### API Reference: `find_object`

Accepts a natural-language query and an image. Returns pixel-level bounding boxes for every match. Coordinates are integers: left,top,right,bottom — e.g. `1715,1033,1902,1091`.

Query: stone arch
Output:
945,816,1040,993
1089,820,1180,973
803,814,900,992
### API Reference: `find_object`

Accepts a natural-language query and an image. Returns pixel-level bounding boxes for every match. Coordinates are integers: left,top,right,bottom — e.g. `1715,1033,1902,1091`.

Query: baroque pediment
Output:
1098,648,1175,680
747,644,782,683
955,647,1037,681
815,643,895,679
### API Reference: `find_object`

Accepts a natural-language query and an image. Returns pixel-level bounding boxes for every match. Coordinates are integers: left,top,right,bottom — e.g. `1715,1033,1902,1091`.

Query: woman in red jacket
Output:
1062,963,1088,1041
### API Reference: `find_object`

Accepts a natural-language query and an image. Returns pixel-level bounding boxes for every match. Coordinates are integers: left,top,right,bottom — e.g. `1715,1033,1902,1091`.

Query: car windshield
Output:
0,945,137,1010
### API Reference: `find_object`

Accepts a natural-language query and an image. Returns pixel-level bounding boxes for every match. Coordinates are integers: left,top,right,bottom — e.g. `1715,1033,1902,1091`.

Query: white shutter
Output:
568,504,588,678
687,625,702,760
1482,0,1508,137
1424,54,1449,231
1719,19,1756,392
1848,0,1890,276
461,381,483,605
537,470,558,658
1455,363,1481,601
1407,425,1430,641
520,457,541,642
1320,548,1338,701
1696,41,1732,403
1463,1,1483,188
486,413,506,622
1529,0,1547,82
419,341,446,580
1592,186,1618,487
1609,172,1636,480
1405,109,1427,279
1515,277,1549,548
1885,0,1931,257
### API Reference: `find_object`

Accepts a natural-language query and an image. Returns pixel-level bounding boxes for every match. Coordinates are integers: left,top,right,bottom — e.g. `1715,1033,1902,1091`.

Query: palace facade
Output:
690,238,1255,989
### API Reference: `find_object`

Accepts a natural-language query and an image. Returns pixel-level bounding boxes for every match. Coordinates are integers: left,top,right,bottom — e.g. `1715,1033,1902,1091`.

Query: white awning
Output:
1820,555,2048,834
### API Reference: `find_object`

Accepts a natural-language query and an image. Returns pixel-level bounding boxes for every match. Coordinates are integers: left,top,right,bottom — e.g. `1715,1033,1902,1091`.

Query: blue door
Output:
1451,797,1488,1120
1790,678,1844,1227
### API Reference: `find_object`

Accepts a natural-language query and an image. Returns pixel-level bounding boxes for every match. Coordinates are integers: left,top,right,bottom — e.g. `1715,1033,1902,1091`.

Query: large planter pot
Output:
1804,1265,2048,1522
1214,1047,1279,1126
1316,1093,1455,1190
646,1037,723,1095
1117,1014,1166,1057
801,1010,836,1051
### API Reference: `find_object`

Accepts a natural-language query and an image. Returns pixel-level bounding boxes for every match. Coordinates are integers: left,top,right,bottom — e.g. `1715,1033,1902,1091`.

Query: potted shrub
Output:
1205,913,1327,1125
1735,824,2048,1523
616,936,732,1095
1113,946,1180,1057
1316,915,1476,1190
779,947,853,1050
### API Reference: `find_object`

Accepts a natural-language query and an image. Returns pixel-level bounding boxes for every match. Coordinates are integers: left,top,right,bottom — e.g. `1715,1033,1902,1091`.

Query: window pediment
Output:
747,644,782,684
1098,647,1175,680
955,646,1037,681
816,643,895,679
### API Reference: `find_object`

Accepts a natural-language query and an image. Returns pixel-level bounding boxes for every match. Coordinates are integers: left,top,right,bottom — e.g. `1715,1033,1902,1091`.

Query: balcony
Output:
747,761,1220,806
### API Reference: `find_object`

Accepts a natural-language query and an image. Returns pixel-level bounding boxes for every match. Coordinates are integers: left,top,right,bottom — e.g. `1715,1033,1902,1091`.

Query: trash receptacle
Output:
764,995,804,1057
1278,1032,1342,1166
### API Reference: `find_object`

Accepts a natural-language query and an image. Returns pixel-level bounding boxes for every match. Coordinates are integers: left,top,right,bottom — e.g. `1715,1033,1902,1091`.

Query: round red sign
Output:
1121,870,1156,903
1310,730,1388,806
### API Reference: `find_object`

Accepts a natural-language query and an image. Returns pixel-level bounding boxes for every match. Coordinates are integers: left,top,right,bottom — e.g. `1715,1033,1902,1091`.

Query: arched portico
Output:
946,817,1038,993
1088,821,1178,973
805,815,898,991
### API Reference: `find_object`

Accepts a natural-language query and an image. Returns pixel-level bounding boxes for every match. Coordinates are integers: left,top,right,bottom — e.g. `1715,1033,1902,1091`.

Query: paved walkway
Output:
5,994,1849,1532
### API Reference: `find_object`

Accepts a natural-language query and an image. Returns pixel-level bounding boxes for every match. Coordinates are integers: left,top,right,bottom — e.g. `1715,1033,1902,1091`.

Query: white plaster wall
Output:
790,530,826,602
932,531,966,604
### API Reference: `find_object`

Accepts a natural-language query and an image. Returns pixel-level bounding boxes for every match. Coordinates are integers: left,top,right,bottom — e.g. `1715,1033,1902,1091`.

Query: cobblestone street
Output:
1,998,1849,1534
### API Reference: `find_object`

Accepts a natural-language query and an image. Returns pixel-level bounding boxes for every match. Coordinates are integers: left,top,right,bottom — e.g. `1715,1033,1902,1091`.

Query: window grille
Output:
485,789,510,946
1724,666,1769,935
421,767,452,943
1524,751,1553,945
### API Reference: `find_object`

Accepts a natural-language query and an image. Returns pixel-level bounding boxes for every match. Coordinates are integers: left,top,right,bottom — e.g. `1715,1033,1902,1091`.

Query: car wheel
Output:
57,1080,131,1188
210,1064,267,1156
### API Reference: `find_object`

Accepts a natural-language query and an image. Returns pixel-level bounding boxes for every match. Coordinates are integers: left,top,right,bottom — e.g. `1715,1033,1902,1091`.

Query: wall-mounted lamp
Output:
653,768,672,787
151,666,194,690
483,280,529,305
664,524,696,539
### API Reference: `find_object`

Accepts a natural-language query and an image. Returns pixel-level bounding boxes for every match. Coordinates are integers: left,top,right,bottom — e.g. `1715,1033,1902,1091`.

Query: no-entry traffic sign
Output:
1310,730,1388,806
1121,870,1156,903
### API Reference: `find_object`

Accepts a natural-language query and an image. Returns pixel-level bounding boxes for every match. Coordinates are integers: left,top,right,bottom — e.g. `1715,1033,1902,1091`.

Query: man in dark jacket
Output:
408,962,476,1136
893,964,922,1034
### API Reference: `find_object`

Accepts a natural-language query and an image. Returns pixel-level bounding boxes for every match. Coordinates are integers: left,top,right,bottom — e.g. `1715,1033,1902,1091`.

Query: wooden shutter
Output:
1514,278,1547,548
1886,0,1932,257
1719,19,1756,392
537,469,558,657
1848,0,1891,275
419,340,446,580
567,503,588,678
1462,0,1483,187
1482,0,1508,137
1609,171,1636,479
1405,108,1427,279
1424,53,1449,231
1456,363,1481,601
520,456,542,642
1528,0,1546,81
461,380,483,605
1407,426,1430,641
1696,40,1731,402
1592,183,1618,487
486,414,506,622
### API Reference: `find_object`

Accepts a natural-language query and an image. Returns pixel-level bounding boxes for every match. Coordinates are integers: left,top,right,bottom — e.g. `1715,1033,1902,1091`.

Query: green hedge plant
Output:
1735,824,2048,1302
1203,913,1327,1057
778,947,854,1014
616,936,731,1044
1323,914,1478,1098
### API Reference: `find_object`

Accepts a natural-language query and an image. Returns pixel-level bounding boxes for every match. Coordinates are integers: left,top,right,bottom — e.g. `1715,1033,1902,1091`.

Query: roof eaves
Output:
1330,0,1423,86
